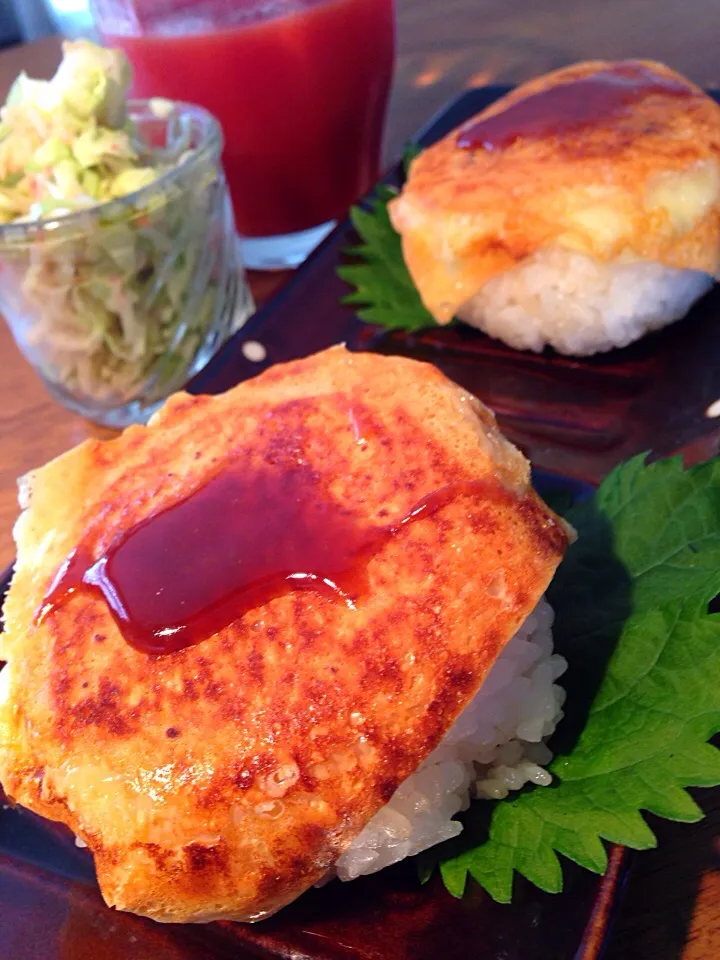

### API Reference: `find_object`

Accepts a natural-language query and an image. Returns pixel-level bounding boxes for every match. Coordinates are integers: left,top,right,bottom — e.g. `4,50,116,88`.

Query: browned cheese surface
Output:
0,347,570,923
390,59,720,323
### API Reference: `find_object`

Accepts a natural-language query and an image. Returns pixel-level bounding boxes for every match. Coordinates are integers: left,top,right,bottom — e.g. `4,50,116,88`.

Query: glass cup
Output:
0,100,253,428
89,0,396,269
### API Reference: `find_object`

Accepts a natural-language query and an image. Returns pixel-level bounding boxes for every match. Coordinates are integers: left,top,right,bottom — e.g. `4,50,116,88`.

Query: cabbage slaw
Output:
0,40,243,417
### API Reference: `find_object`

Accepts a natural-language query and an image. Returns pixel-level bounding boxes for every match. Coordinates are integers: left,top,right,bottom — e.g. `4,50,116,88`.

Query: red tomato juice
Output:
103,0,395,237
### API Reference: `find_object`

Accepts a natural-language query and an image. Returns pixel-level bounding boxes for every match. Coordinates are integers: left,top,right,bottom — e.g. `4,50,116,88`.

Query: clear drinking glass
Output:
0,100,253,428
90,0,396,269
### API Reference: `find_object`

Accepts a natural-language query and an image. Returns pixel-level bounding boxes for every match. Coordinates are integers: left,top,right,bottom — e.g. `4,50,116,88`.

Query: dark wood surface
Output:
0,6,719,957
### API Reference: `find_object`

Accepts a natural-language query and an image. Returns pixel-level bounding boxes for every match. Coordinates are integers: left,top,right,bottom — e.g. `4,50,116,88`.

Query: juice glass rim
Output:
0,99,224,249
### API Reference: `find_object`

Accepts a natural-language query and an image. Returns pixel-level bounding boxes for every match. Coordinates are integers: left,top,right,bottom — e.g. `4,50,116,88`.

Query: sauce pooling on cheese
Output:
457,61,694,152
38,467,502,656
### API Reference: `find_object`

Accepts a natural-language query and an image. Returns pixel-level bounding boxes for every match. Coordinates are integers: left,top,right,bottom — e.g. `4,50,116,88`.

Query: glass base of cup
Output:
37,271,256,429
238,220,336,270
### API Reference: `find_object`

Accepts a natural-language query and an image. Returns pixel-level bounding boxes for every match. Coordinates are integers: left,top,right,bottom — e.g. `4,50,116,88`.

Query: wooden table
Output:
0,6,719,958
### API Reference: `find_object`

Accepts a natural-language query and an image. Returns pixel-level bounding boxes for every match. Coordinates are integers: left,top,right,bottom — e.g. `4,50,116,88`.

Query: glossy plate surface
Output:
5,85,720,958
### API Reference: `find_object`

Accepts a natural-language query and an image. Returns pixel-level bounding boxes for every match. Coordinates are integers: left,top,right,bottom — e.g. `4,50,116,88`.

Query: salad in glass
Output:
0,40,251,426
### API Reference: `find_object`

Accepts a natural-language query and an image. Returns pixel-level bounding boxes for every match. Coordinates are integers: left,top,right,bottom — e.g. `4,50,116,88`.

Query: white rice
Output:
457,247,713,356
332,598,566,882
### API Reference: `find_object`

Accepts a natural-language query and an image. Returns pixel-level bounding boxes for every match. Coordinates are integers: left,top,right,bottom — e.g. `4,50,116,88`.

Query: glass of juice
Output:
89,0,396,270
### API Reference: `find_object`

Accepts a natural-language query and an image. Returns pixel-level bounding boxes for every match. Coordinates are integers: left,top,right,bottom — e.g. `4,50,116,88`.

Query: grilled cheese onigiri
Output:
0,347,571,923
390,60,720,354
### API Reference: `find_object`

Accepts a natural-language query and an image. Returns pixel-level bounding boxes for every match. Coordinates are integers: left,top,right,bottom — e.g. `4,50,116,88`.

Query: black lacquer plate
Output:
4,85,720,959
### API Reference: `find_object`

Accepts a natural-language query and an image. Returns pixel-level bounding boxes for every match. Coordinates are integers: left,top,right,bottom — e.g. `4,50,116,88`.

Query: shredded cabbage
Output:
0,40,141,221
0,40,245,418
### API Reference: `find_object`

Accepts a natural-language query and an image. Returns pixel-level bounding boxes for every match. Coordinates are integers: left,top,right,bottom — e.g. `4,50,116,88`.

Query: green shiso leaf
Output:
426,453,720,902
337,148,438,334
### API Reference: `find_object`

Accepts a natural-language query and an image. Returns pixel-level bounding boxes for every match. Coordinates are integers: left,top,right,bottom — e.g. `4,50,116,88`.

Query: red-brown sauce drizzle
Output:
38,468,493,656
457,62,693,152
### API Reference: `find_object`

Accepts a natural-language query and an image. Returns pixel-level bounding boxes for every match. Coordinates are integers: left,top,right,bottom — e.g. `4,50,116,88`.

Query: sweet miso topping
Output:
457,62,693,151
40,471,500,655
